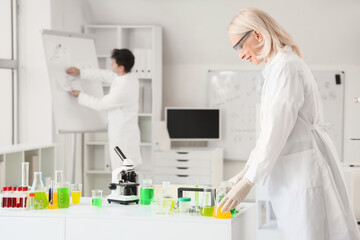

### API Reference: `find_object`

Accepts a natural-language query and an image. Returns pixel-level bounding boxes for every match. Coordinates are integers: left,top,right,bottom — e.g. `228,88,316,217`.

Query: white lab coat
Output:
244,46,360,240
78,69,142,169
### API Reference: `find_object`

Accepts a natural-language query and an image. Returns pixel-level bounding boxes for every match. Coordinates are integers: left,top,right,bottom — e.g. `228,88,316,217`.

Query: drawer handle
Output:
176,159,188,162
177,167,188,170
177,152,189,154
177,174,189,177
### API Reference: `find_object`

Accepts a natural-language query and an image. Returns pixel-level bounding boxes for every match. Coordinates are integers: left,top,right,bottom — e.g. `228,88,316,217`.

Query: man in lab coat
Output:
218,8,360,240
67,49,142,170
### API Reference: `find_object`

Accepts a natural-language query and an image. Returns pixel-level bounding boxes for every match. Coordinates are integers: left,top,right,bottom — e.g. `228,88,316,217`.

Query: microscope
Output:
107,146,140,205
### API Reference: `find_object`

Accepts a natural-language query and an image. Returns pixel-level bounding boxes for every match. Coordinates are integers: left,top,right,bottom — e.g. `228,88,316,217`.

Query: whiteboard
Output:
42,30,107,133
208,70,344,161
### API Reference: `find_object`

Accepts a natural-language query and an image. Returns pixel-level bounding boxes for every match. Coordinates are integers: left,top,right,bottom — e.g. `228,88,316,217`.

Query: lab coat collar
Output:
262,45,292,78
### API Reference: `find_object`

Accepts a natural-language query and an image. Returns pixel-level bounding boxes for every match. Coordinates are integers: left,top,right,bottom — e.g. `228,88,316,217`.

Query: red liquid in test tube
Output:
23,186,28,208
2,187,7,208
8,187,13,208
17,187,23,208
12,187,17,208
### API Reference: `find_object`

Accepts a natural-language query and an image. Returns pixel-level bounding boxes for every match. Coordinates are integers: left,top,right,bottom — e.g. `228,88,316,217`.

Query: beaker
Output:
140,179,154,205
213,181,232,219
58,182,70,209
200,186,215,217
31,171,49,210
71,183,82,205
92,190,103,207
21,162,29,187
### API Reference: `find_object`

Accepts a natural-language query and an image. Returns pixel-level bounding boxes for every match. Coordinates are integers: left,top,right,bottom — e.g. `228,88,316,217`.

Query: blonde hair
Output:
228,8,303,63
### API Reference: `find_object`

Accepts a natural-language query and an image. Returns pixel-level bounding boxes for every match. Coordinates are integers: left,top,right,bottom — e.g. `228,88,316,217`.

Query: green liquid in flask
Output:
34,191,49,210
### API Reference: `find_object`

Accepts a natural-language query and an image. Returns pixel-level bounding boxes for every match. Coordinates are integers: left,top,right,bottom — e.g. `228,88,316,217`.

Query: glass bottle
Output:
213,181,232,219
31,171,48,210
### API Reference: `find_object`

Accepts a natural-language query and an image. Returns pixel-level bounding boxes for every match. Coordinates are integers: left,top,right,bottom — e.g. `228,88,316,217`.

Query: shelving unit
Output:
0,144,57,188
83,25,162,196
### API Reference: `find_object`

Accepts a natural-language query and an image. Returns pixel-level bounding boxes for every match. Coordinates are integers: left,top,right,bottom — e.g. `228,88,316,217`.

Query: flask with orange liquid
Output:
213,181,232,219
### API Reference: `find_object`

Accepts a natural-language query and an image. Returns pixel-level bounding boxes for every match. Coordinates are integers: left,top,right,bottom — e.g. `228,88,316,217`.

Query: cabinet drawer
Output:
154,158,211,168
154,166,210,175
153,174,211,185
155,151,211,161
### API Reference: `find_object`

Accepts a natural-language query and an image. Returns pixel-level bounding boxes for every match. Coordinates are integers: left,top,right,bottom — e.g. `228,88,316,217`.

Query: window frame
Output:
0,0,18,145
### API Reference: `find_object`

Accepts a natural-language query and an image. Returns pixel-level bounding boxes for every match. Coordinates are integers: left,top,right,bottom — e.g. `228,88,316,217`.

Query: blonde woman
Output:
218,8,359,240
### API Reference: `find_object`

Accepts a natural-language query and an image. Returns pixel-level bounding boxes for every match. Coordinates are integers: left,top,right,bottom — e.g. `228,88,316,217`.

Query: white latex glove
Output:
218,177,254,213
228,165,250,185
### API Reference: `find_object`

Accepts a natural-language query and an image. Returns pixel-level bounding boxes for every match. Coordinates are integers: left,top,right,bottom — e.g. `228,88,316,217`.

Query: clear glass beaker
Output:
71,183,82,205
21,162,29,187
58,182,70,209
140,179,154,205
92,190,103,207
213,181,232,219
200,186,215,217
31,171,49,210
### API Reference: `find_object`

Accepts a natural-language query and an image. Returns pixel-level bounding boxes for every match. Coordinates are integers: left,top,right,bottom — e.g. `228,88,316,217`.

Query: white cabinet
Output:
83,25,162,197
153,148,223,187
0,144,57,187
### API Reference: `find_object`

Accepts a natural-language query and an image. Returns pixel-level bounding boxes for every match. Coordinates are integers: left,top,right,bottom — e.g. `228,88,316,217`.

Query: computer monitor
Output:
165,107,221,141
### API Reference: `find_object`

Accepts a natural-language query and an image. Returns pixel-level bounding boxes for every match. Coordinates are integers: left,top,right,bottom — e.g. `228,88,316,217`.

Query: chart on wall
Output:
208,70,344,161
42,30,107,133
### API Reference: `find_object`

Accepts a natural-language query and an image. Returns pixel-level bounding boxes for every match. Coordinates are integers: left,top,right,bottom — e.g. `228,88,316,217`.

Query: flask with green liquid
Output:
31,172,48,210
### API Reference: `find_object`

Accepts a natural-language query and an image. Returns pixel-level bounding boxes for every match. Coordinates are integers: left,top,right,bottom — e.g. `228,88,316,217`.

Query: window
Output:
0,0,17,146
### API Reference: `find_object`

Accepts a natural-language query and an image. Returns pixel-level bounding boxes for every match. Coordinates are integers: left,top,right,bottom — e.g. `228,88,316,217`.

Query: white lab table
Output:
0,198,257,240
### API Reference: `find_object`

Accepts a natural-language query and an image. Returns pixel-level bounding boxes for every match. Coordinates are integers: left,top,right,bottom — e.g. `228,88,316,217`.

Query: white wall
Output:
18,0,53,144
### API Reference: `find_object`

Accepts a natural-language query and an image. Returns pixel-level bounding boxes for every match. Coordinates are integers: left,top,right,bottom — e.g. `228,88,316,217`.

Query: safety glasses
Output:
232,30,253,52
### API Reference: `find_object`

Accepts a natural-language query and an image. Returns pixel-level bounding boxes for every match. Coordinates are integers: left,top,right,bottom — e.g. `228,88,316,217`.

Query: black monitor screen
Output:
166,109,220,140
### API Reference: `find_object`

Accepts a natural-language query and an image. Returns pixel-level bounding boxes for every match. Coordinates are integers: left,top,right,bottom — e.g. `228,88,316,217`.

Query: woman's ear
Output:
253,30,263,43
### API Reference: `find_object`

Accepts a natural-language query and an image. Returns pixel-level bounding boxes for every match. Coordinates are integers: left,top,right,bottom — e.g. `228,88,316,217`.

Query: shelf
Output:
87,141,107,146
86,170,112,174
140,142,152,147
83,24,161,197
138,113,152,117
85,25,119,29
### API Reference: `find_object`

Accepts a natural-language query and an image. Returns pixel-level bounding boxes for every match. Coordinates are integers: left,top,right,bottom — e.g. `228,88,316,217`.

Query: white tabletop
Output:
0,197,255,224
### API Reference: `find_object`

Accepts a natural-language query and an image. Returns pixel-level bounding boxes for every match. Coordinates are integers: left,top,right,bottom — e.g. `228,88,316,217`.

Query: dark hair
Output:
111,49,135,73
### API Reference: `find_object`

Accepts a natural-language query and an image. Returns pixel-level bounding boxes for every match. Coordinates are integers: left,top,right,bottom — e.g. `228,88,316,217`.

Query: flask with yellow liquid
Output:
213,181,232,219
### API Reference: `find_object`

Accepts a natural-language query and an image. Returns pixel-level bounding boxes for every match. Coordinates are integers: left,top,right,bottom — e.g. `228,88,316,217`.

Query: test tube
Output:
21,162,29,187
12,187,17,208
23,186,28,208
17,187,22,208
2,187,7,208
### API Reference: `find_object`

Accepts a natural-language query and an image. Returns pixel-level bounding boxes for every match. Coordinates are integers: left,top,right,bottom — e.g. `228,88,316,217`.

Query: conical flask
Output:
31,172,48,209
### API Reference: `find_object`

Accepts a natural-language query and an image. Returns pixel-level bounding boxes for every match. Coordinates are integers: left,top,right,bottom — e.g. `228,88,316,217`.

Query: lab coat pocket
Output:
282,149,322,190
